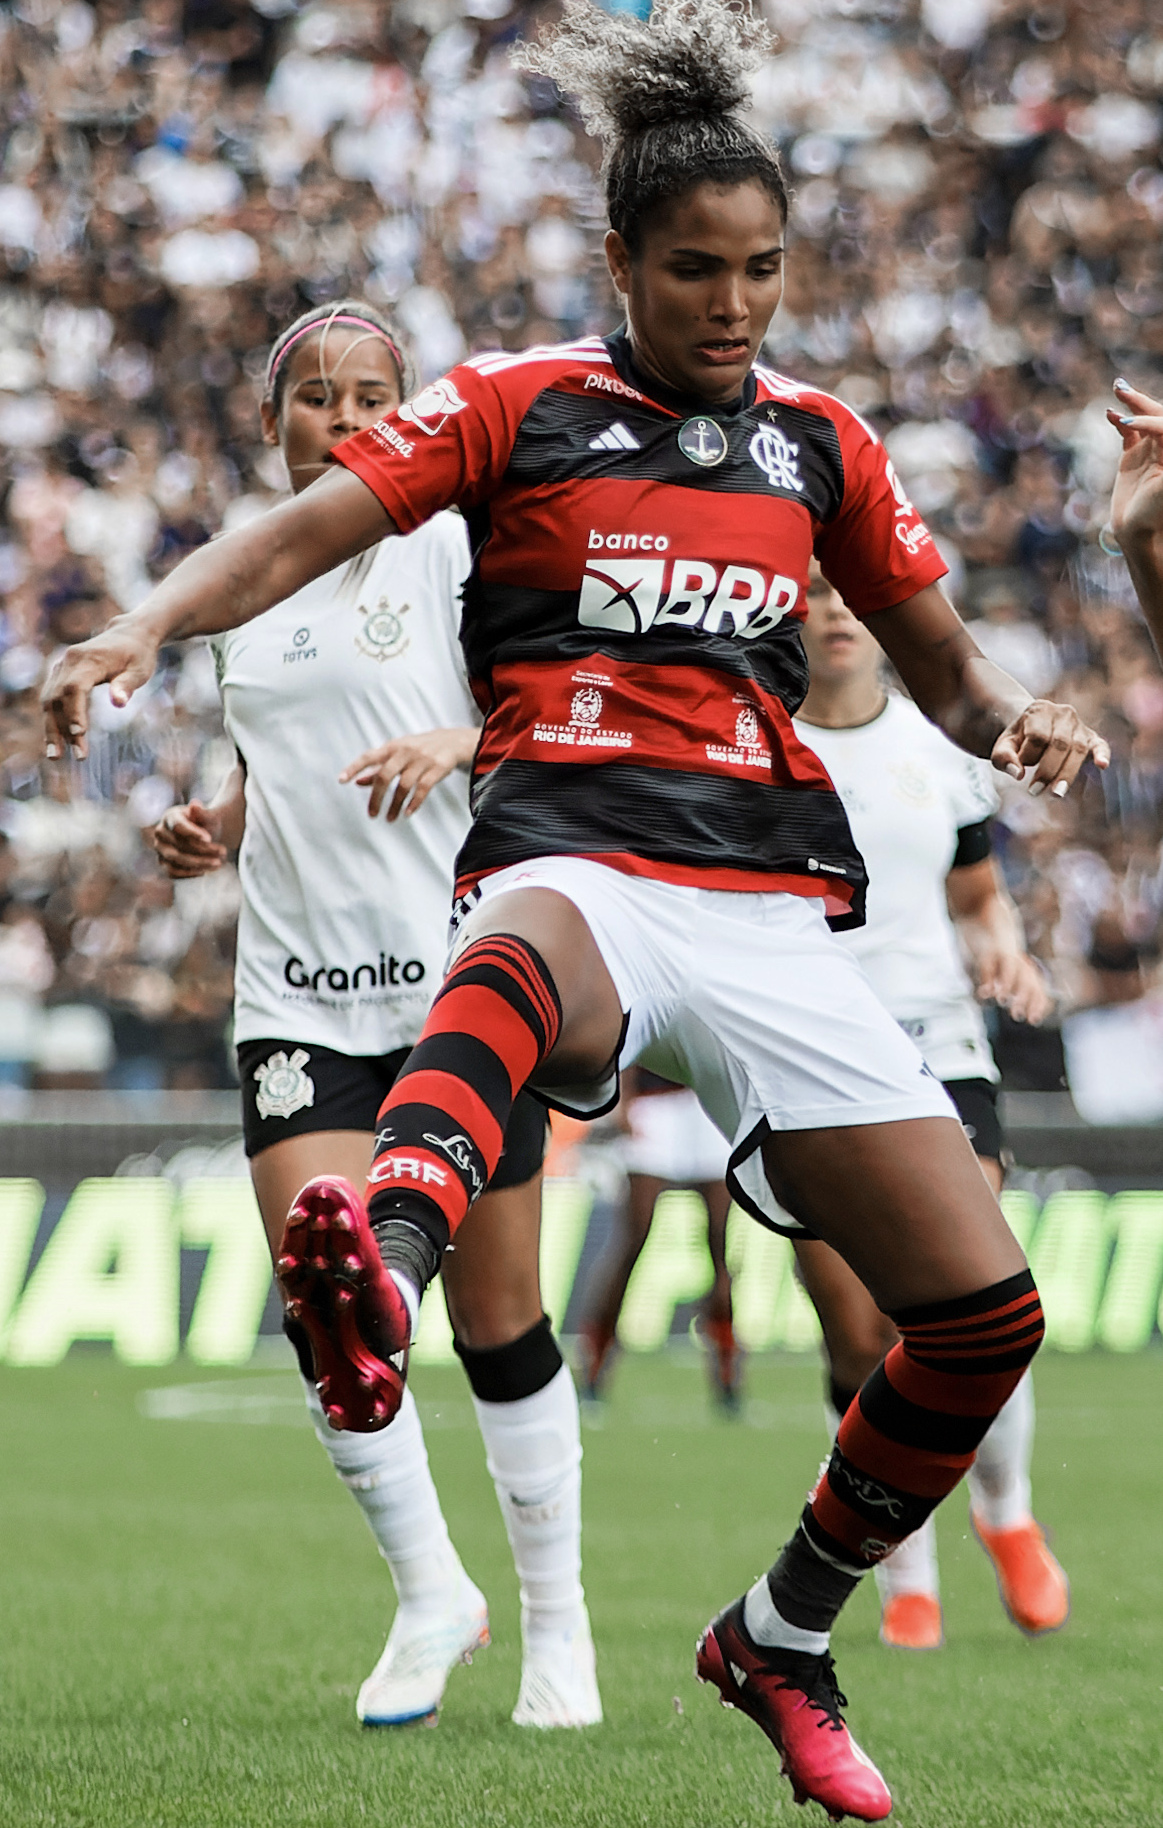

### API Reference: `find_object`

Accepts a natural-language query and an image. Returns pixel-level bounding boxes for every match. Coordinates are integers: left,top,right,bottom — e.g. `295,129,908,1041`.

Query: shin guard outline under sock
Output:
469,1360,587,1640
766,1270,1044,1639
365,935,562,1268
301,1378,463,1609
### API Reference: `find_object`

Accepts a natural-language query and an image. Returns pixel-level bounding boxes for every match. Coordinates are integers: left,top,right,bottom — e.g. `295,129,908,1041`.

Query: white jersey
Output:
793,694,1000,1084
215,514,475,1055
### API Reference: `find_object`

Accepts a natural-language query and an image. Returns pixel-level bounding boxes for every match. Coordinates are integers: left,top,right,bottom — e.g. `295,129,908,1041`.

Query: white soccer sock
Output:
388,1269,420,1337
471,1363,587,1642
743,1575,831,1657
873,1515,939,1602
968,1371,1035,1533
302,1377,462,1609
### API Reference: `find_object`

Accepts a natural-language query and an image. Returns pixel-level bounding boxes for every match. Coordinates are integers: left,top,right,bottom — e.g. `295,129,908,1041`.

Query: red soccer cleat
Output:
971,1515,1070,1637
276,1175,410,1433
696,1598,892,1822
879,1591,944,1651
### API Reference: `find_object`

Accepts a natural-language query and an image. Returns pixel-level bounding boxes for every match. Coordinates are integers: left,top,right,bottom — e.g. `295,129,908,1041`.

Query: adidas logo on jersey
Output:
578,555,799,641
588,421,641,452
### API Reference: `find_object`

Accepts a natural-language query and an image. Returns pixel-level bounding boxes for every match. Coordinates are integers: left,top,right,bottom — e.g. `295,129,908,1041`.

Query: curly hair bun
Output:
516,0,773,143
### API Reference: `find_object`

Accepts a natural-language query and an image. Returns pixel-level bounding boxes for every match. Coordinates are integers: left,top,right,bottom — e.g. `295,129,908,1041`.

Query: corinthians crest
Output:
356,594,411,662
254,1048,315,1121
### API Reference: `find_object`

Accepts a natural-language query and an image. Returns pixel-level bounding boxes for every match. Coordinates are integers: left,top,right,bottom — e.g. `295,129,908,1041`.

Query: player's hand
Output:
340,726,477,821
42,621,160,759
991,700,1109,797
150,801,228,878
1107,379,1163,550
974,949,1051,1025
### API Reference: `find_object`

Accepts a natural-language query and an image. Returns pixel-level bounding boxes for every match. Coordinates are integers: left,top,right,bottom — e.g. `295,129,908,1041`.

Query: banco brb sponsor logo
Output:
578,553,798,640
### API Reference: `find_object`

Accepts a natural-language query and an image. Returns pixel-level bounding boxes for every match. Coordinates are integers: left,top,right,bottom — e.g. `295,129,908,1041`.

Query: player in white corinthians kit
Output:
792,569,1070,1649
153,301,600,1730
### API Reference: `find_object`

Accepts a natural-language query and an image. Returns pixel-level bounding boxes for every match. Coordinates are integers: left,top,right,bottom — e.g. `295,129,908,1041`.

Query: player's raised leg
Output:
281,887,624,1433
252,1132,487,1727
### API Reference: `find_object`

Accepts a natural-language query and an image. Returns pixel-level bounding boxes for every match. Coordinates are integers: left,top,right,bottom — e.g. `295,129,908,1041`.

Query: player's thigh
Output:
455,885,625,1083
792,1236,898,1379
443,1172,544,1348
764,1116,1026,1315
250,1130,374,1258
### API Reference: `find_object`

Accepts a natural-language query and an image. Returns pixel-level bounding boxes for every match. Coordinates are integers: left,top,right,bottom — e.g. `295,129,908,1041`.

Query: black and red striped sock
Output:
763,1269,1044,1637
364,933,561,1286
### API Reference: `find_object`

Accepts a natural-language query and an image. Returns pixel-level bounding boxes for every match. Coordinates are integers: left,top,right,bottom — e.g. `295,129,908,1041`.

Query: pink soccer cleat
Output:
696,1597,892,1823
276,1175,410,1433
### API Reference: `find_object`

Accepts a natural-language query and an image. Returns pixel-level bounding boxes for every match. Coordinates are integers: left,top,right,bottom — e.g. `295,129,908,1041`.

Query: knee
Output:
894,1269,1044,1381
825,1316,897,1392
443,1267,543,1349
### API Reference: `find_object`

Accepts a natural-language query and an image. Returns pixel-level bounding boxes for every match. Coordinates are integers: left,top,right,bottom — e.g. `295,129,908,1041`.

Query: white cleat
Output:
357,1571,489,1727
512,1612,603,1729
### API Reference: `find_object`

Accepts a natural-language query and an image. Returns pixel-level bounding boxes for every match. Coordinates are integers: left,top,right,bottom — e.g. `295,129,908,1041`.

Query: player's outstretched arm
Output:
1107,378,1163,653
871,583,1109,797
43,467,394,759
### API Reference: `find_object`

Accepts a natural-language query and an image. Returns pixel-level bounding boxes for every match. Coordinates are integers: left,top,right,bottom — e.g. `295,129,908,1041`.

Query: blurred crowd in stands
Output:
0,0,1161,1115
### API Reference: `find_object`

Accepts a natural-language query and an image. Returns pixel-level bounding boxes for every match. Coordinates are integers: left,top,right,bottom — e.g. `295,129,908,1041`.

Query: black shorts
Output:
943,1076,1002,1162
236,1036,548,1188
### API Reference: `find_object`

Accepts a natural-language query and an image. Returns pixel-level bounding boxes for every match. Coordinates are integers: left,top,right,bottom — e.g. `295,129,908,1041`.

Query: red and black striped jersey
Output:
334,330,947,927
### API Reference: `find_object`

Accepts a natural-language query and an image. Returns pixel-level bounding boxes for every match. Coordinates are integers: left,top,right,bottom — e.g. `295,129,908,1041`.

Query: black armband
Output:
951,819,992,870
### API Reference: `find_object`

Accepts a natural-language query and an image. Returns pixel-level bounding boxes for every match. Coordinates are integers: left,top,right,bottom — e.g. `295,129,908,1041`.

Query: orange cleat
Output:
879,1592,943,1651
971,1515,1070,1636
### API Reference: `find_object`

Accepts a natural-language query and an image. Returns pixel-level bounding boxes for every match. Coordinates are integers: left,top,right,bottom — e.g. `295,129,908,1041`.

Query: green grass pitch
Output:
2,1348,1160,1827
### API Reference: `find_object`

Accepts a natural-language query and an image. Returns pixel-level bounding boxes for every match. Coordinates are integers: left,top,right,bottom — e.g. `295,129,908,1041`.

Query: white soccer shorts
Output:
467,857,956,1233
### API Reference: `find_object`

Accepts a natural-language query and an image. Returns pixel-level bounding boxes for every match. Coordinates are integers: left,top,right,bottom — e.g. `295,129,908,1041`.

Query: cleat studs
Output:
342,1254,362,1274
332,1212,354,1232
372,1398,388,1420
284,1298,302,1319
325,1406,345,1429
276,1255,296,1275
335,1287,354,1307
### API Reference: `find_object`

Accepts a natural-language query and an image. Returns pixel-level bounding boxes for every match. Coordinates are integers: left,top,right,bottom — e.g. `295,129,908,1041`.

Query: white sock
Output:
471,1363,587,1643
743,1575,831,1656
389,1269,420,1338
302,1377,461,1609
874,1515,939,1602
968,1372,1035,1532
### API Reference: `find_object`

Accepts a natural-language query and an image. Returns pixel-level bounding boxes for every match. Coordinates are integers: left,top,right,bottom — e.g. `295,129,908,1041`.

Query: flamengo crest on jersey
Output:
333,332,947,927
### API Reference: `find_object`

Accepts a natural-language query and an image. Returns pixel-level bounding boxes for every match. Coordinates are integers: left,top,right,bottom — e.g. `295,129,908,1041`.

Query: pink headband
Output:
266,314,406,390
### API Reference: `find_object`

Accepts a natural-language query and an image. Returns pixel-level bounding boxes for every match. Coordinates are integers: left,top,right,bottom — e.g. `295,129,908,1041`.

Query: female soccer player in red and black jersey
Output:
45,2,1108,1816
